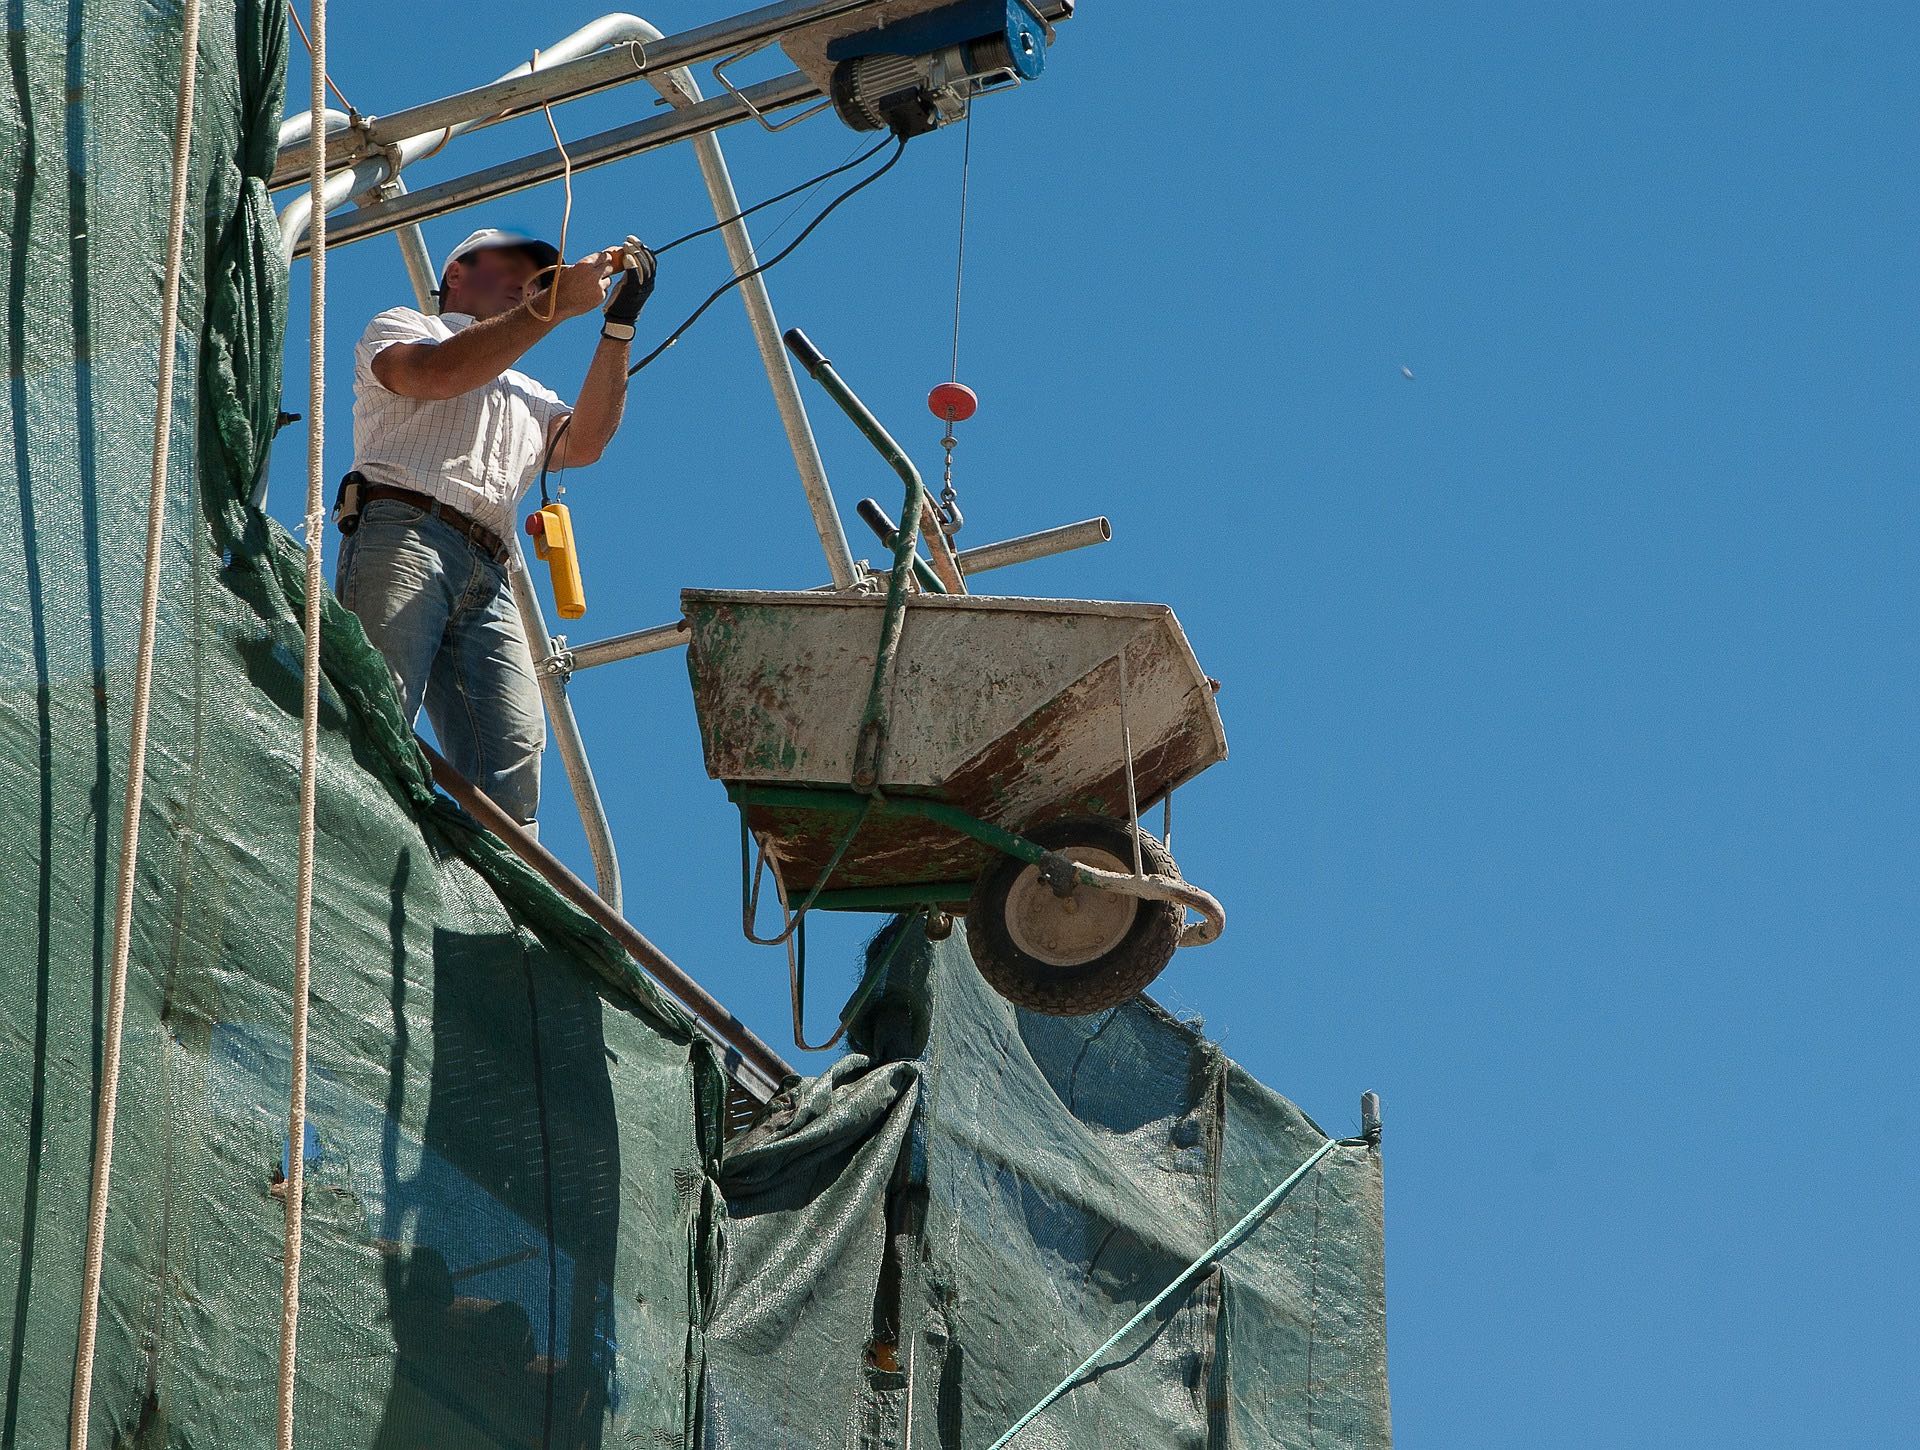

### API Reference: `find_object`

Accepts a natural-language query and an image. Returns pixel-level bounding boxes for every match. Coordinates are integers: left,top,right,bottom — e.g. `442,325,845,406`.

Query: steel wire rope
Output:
948,107,973,384
68,0,205,1442
537,134,908,499
933,111,975,537
274,0,332,1441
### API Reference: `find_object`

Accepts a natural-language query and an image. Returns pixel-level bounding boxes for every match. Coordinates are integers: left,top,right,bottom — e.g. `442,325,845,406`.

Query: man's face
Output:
442,246,544,320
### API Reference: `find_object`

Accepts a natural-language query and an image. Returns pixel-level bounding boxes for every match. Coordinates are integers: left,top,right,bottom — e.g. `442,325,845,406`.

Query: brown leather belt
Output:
358,483,510,563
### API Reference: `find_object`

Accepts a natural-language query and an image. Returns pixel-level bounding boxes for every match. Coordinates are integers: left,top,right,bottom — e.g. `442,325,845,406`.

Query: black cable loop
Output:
536,135,910,501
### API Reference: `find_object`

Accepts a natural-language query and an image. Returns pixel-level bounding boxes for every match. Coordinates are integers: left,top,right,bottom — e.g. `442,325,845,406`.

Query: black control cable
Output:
538,134,909,499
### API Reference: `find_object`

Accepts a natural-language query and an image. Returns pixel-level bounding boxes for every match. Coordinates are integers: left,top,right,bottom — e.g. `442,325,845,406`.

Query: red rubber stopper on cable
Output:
927,381,978,423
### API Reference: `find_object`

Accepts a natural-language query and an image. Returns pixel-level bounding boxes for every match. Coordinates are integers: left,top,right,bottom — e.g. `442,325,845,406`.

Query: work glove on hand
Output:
601,239,657,342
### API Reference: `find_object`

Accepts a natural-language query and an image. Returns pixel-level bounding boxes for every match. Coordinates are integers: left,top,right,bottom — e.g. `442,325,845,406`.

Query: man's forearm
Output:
396,303,557,400
556,336,630,466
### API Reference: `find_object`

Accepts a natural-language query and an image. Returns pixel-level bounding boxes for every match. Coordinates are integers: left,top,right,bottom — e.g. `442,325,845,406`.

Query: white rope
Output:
67,0,205,1443
277,0,329,1442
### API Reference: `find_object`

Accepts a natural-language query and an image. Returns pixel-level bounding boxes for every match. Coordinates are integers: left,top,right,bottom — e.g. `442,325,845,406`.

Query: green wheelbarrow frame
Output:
689,330,1226,1048
731,782,1223,928
730,780,1224,1051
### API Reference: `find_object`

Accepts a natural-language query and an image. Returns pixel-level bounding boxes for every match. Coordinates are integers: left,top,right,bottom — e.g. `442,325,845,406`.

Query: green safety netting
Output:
0,1,1389,1446
705,920,1390,1448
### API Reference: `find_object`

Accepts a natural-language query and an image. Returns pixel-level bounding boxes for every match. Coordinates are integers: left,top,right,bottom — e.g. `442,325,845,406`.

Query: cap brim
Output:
517,241,561,270
453,240,561,271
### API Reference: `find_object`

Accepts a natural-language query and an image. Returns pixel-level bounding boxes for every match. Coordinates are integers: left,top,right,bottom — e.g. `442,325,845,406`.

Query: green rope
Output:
985,1135,1343,1449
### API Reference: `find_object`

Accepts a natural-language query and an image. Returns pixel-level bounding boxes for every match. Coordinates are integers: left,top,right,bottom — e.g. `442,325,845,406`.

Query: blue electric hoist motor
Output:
827,0,1054,137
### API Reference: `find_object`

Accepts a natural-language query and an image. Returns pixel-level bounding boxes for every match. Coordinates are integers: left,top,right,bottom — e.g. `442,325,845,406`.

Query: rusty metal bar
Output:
730,782,1225,945
421,738,794,1098
811,882,974,911
732,782,1048,865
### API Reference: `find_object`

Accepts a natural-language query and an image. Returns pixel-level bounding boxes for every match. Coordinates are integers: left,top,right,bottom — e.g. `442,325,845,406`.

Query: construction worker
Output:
335,226,655,832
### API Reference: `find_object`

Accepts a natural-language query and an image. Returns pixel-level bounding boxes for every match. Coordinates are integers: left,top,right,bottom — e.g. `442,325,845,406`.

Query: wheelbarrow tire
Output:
965,817,1182,1017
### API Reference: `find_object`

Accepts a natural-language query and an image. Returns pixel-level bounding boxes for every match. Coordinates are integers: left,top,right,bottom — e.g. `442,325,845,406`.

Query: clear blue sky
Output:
269,4,1917,1444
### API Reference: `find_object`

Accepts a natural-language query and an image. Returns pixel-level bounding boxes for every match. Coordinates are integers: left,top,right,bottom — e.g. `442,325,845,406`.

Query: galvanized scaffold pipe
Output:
275,13,856,570
684,114,858,587
269,0,895,186
507,546,626,913
558,516,1117,673
295,73,821,252
278,107,352,152
269,12,875,899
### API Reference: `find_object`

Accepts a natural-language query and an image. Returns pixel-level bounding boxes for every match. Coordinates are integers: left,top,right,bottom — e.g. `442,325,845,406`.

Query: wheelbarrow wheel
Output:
965,817,1182,1016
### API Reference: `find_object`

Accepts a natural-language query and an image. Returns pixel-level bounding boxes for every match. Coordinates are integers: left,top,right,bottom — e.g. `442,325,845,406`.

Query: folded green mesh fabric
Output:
0,2,1387,1445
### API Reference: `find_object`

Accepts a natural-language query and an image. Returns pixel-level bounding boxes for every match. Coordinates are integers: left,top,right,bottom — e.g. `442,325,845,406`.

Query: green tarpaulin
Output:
0,2,1389,1445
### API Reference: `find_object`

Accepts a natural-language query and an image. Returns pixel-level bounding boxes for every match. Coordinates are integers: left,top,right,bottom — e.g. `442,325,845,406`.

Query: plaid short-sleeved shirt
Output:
351,306,571,538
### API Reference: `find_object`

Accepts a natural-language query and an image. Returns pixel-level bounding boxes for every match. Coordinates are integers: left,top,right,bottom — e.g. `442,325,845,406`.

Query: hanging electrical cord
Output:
654,136,891,258
537,133,909,497
536,135,894,505
627,135,906,379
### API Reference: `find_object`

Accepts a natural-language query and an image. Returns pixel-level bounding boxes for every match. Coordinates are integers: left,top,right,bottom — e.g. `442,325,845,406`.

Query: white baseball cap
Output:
441,227,561,277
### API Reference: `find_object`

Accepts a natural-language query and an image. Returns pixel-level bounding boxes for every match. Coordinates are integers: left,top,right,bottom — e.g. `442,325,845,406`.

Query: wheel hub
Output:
1002,846,1138,968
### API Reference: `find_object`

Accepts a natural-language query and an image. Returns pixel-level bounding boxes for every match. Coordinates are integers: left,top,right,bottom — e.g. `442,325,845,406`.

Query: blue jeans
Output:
337,498,544,828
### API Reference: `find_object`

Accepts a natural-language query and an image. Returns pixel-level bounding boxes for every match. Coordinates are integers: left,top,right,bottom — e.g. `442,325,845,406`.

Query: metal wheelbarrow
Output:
683,331,1229,1038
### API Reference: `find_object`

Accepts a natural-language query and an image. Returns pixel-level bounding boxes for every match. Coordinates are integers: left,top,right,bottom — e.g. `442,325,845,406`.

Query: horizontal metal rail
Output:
556,619,691,674
292,72,818,256
731,782,1226,945
957,516,1110,575
560,514,1117,671
273,0,1075,188
271,0,887,186
423,739,794,1099
271,44,650,190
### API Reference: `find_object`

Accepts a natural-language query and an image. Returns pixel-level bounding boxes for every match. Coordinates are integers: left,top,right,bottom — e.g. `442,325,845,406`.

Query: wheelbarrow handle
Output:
1060,858,1228,949
857,499,946,595
783,327,829,378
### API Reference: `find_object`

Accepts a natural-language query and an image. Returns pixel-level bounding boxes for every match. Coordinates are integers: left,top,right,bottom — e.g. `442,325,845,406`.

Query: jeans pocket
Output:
359,497,427,527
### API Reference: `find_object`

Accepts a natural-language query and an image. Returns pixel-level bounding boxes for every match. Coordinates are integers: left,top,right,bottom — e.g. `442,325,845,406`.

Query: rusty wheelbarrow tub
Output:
683,587,1229,1018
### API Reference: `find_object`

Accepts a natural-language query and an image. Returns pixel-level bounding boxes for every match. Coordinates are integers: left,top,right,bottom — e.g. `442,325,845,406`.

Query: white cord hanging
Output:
68,0,205,1443
276,0,330,1442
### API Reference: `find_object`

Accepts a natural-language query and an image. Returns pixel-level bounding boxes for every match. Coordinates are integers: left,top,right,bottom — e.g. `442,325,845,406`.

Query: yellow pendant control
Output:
526,502,586,620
